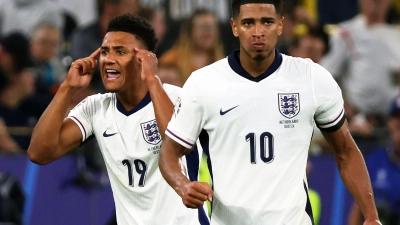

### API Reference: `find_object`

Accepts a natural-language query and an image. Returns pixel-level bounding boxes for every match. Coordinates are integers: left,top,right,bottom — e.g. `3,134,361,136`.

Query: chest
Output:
201,73,317,133
94,104,162,163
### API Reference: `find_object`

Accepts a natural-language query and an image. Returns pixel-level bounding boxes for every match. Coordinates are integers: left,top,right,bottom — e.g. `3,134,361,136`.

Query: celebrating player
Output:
158,0,382,224
27,14,206,225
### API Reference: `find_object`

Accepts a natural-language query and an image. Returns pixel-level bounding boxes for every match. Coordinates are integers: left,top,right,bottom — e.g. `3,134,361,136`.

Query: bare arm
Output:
135,48,172,138
27,49,100,164
159,136,213,208
321,120,381,225
348,202,364,225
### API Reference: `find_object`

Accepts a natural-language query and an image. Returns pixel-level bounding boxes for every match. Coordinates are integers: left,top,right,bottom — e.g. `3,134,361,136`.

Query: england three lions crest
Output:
278,93,300,119
141,120,161,145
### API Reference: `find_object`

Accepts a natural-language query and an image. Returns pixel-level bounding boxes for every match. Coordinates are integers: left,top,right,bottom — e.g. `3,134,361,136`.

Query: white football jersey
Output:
166,50,345,225
67,84,207,225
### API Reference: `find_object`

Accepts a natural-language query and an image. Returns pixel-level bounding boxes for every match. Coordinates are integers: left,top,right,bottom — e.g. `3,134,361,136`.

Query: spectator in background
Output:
136,5,167,56
0,116,22,154
348,94,400,225
30,22,66,97
0,0,64,36
167,0,229,22
288,26,329,64
159,9,224,86
276,0,317,55
0,33,37,150
320,0,400,153
157,64,182,87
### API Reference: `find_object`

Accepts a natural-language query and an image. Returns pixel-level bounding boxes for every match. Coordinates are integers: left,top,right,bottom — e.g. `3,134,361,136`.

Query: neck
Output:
240,49,275,77
115,83,148,112
364,14,386,26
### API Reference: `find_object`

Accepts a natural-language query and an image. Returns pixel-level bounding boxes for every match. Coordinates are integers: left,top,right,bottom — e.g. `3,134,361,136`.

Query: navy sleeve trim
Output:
317,113,346,132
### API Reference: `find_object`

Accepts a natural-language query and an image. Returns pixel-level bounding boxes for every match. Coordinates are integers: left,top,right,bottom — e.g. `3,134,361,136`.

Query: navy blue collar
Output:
227,48,282,82
116,92,151,116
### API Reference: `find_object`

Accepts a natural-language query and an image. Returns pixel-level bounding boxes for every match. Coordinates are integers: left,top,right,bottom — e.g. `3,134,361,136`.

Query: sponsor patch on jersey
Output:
140,119,161,145
173,97,181,117
278,93,300,119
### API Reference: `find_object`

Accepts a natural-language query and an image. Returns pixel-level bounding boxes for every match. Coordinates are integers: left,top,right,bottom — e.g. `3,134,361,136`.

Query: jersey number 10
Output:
246,132,274,164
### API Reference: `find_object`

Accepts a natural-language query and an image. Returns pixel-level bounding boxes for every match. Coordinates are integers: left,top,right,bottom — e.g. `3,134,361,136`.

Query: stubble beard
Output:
253,48,274,62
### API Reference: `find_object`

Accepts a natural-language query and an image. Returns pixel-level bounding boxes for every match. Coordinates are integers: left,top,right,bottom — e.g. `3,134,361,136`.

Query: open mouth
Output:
106,69,121,80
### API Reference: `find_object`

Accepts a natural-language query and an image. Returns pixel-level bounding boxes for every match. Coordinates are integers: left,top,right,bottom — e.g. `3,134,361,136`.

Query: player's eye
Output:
100,50,108,56
117,50,125,55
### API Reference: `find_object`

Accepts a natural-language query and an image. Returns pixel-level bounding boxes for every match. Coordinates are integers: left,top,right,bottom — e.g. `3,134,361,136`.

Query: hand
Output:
178,181,213,208
134,48,159,84
65,48,100,89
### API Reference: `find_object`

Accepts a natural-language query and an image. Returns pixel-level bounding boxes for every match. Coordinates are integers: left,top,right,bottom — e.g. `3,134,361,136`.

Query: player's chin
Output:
252,53,266,61
103,84,120,93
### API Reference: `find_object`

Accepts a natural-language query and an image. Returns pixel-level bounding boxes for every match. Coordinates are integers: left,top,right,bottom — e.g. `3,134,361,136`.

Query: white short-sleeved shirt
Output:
320,15,400,115
67,84,207,225
166,50,345,225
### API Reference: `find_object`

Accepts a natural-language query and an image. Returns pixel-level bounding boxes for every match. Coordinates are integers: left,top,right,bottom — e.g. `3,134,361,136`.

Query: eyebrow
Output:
241,17,275,21
100,46,126,50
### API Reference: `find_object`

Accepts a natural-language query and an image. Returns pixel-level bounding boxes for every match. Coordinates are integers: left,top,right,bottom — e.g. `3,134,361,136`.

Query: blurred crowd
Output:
0,0,399,224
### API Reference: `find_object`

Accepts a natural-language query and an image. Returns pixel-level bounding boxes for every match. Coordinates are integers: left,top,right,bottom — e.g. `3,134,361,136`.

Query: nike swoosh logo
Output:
220,105,239,115
103,131,117,137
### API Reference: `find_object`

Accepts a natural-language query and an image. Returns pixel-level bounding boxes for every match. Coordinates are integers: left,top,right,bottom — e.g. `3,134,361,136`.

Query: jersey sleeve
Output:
66,96,95,142
166,75,205,149
162,83,181,102
312,62,345,132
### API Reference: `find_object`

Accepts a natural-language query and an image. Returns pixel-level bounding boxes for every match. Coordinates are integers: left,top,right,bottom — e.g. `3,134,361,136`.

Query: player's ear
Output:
277,16,284,36
230,18,239,37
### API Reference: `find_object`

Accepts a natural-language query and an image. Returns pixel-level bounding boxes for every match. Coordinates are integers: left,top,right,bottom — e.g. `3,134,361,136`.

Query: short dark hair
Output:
107,13,158,52
231,0,283,18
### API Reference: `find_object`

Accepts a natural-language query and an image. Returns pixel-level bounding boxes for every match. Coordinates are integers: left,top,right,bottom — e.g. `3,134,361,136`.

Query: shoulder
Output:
87,92,113,101
74,93,113,108
282,54,312,67
162,83,181,100
163,83,181,94
281,55,323,76
190,57,229,79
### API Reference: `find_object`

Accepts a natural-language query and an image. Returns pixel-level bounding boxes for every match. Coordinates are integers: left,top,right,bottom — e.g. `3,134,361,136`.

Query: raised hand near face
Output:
134,48,160,84
65,48,101,89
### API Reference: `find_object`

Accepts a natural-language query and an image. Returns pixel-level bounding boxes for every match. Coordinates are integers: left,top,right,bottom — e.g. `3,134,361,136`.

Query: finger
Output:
208,192,213,202
83,59,93,73
85,57,97,72
80,59,90,74
183,198,204,208
187,189,208,201
89,48,101,59
194,182,213,195
196,182,213,201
